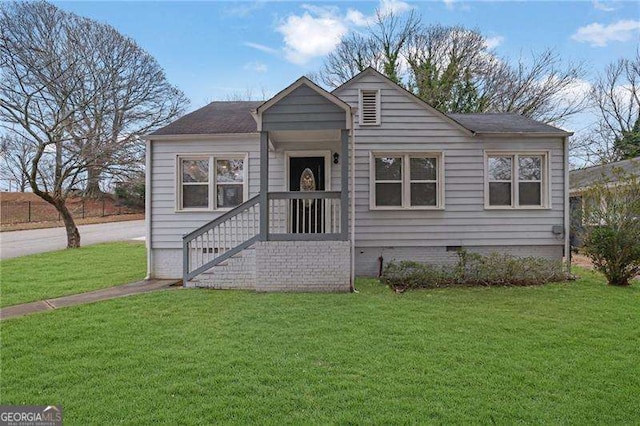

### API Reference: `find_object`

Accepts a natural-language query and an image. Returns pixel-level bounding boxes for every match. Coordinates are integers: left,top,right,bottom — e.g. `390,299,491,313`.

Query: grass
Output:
1,268,638,424
0,241,146,307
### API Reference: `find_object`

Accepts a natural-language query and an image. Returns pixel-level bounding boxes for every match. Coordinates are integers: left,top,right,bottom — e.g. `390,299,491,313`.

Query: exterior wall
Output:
150,136,260,251
355,245,564,276
334,71,566,256
254,241,351,291
151,248,182,279
262,85,346,131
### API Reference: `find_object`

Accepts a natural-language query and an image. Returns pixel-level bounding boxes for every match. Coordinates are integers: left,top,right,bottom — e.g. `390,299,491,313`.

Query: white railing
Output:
183,195,260,281
267,191,341,236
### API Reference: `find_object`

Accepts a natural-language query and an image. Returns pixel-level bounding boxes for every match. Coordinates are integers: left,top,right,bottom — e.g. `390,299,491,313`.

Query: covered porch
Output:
183,77,353,291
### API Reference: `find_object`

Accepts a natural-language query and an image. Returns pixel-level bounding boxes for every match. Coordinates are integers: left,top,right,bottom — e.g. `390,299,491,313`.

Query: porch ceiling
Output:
269,129,341,145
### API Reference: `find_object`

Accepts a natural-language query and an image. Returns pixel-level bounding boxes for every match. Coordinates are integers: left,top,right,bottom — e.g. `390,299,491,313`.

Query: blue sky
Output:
55,0,639,134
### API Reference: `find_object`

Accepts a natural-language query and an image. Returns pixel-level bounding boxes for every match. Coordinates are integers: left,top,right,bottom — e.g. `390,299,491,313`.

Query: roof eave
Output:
142,132,259,141
472,131,574,138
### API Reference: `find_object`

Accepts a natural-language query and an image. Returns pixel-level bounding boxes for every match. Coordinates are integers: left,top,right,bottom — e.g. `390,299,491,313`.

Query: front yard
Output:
0,241,146,307
1,267,638,424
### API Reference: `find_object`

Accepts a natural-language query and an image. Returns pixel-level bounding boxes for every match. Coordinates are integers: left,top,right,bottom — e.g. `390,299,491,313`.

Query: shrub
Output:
381,250,571,291
579,166,640,286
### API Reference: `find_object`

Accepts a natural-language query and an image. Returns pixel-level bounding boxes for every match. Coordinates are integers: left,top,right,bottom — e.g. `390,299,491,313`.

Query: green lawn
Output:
1,269,638,424
0,241,146,307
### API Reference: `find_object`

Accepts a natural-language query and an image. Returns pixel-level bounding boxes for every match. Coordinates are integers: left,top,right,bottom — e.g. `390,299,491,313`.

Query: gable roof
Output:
257,76,351,115
333,67,473,136
334,67,571,137
448,113,571,136
150,101,261,136
570,157,640,191
148,68,573,138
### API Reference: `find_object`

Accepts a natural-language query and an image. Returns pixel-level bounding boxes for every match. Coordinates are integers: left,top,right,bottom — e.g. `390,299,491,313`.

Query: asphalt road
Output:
0,220,145,260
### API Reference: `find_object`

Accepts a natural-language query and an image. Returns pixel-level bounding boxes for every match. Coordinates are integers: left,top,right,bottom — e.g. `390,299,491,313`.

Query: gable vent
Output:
360,89,380,126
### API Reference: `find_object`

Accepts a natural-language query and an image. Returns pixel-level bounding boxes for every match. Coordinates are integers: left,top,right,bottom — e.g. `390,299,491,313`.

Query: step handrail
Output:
182,194,260,243
183,195,261,283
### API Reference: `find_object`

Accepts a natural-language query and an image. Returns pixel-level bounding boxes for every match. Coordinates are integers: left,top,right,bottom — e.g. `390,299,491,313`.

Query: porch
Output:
182,78,353,291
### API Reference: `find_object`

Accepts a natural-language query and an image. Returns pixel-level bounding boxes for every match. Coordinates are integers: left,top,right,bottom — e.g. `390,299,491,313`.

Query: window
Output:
371,153,443,209
360,89,380,126
216,159,244,208
178,155,246,211
486,152,548,208
180,158,209,209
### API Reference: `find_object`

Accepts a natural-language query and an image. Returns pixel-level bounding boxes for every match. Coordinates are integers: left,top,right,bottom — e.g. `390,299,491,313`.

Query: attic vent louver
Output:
360,89,380,126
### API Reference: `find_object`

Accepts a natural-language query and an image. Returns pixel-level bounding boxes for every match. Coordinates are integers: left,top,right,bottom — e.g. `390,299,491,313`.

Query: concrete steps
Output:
186,246,256,289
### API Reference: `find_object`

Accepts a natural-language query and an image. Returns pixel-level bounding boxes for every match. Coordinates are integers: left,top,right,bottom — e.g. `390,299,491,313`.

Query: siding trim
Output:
174,152,249,212
369,151,445,210
284,150,332,191
483,150,552,210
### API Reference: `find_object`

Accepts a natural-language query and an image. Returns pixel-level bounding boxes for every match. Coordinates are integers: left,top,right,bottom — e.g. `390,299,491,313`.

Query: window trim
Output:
370,151,445,210
175,153,249,212
483,151,551,210
359,89,381,126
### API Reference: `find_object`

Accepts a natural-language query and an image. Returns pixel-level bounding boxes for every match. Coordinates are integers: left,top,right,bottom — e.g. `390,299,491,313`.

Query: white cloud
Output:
276,0,413,65
244,61,268,73
484,36,504,49
243,42,279,55
276,6,348,65
571,20,640,47
379,0,413,16
443,0,455,10
592,0,616,12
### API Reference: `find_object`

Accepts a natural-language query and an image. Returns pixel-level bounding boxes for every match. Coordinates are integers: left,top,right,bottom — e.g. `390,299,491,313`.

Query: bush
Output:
583,226,640,286
579,166,640,286
381,250,571,291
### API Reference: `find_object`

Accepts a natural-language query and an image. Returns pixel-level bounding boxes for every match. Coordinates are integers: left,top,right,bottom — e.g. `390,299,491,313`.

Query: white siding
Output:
150,136,260,249
334,72,566,249
150,136,342,250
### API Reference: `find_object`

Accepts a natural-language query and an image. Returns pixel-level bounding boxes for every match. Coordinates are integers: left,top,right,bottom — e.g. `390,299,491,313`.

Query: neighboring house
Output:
569,156,640,247
143,67,572,291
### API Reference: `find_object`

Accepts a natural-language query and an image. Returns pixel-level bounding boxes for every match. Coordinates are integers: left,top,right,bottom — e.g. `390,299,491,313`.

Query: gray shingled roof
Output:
150,101,261,135
149,101,570,137
448,113,570,135
570,157,640,191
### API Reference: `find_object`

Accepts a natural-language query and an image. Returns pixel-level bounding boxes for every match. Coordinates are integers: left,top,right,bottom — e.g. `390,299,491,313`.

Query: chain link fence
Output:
1,198,143,225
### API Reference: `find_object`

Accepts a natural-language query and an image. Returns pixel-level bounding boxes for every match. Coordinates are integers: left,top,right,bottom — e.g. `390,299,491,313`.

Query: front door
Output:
289,156,325,233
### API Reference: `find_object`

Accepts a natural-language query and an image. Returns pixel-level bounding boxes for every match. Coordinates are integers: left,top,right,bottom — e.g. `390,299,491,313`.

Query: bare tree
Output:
0,1,188,247
318,10,586,124
405,25,493,113
571,53,640,165
320,32,381,88
483,49,587,124
320,10,419,87
0,134,30,191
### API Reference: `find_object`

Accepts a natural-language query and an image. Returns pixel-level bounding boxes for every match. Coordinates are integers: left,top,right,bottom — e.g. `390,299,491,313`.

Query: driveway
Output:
0,220,145,259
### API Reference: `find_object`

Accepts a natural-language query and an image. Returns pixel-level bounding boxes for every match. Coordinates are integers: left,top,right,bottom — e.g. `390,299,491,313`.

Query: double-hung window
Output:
371,153,444,209
486,152,548,208
178,154,247,211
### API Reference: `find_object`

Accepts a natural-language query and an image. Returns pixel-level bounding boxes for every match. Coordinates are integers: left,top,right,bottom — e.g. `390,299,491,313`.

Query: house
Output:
143,68,572,291
569,156,640,247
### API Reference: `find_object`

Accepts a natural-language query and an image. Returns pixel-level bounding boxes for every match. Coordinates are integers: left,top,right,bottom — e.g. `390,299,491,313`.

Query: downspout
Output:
563,135,571,272
145,138,153,279
350,112,357,292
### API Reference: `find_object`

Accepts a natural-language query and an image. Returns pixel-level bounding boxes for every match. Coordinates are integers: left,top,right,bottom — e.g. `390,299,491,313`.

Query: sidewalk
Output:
0,278,180,320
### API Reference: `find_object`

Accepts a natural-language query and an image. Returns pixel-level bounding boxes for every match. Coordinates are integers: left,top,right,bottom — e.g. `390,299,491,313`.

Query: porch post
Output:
260,131,269,240
340,129,349,240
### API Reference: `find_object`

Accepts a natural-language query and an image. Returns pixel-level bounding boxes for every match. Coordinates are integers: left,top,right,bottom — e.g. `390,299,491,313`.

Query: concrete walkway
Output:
0,278,180,320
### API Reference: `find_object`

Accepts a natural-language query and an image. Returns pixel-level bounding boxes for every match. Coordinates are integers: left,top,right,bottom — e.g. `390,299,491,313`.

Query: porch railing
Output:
183,195,260,281
183,190,344,283
267,191,342,239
